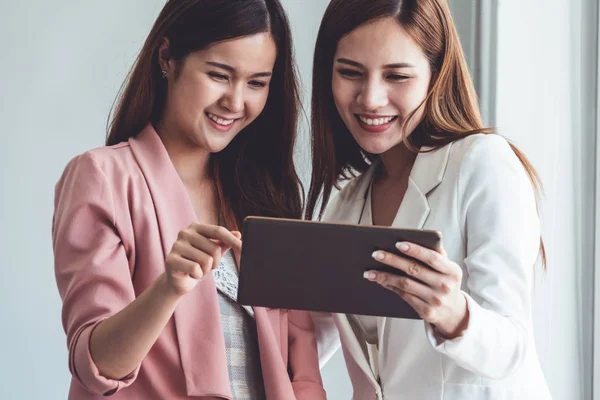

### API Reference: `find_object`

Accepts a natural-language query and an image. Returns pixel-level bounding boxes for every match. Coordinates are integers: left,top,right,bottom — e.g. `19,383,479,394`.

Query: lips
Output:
357,115,398,126
205,112,241,132
206,112,236,126
354,114,398,133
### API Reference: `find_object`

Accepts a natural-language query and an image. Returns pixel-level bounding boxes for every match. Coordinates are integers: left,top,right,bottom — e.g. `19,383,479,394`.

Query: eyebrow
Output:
336,58,416,69
206,61,272,78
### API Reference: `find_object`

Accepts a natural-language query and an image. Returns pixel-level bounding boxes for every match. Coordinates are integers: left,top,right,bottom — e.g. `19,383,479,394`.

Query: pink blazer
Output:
52,124,326,400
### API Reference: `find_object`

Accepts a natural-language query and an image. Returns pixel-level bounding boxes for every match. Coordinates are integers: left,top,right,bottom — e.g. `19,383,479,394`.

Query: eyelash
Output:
208,72,229,81
249,81,267,88
338,69,410,82
387,74,409,82
208,72,267,89
339,69,362,78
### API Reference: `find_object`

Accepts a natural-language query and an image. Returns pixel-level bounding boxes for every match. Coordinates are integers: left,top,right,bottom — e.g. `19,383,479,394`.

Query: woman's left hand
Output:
365,241,469,339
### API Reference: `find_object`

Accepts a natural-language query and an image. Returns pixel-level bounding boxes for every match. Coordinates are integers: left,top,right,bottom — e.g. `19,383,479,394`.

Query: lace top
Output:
213,250,265,399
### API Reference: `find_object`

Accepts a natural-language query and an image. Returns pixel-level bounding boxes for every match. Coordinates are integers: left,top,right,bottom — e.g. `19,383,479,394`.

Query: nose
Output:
220,83,244,114
356,79,388,111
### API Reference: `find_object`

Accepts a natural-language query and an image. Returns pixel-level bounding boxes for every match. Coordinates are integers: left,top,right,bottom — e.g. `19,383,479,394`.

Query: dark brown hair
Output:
107,0,303,229
306,0,546,266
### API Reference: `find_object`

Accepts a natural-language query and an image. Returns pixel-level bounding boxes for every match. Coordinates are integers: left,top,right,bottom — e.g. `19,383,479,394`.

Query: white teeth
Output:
358,115,395,126
207,112,235,126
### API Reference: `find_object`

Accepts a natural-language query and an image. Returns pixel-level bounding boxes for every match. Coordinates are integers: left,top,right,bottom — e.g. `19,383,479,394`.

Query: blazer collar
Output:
332,141,453,386
325,142,453,227
410,143,453,197
128,125,298,399
129,125,231,397
390,142,453,230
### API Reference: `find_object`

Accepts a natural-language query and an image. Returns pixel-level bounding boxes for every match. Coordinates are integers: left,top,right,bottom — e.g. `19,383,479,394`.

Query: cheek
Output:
246,91,270,120
172,78,211,116
392,82,429,116
332,78,354,114
190,78,220,107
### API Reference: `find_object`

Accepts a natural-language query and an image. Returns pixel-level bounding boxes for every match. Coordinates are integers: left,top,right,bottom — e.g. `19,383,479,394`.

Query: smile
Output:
356,114,398,126
206,112,237,126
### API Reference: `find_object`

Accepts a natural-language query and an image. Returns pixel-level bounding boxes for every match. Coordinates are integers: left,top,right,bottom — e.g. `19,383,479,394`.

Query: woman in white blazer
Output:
306,0,552,399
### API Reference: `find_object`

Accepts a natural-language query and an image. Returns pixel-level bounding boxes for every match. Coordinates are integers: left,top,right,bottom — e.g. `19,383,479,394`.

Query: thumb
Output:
215,232,241,256
230,231,243,253
230,231,243,270
216,241,231,256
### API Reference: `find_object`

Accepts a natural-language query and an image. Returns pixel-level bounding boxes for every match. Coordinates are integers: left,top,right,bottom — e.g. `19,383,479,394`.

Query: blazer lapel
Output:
320,166,381,386
254,307,297,399
323,165,378,225
380,142,454,347
129,125,231,397
390,178,430,229
324,146,454,386
333,313,380,387
389,142,453,230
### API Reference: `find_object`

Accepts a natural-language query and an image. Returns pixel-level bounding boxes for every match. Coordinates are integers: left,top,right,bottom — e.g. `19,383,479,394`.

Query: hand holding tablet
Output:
237,217,442,319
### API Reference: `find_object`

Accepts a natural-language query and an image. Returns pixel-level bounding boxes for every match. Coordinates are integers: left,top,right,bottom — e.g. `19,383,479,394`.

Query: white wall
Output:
1,0,590,399
0,2,167,398
496,0,596,399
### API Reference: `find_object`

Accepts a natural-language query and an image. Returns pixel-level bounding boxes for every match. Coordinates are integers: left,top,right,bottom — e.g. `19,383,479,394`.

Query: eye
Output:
387,74,410,82
338,68,362,79
208,72,229,82
249,80,267,89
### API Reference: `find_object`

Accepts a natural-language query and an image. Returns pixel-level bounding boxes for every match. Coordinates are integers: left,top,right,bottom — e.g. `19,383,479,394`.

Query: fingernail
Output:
363,271,376,280
396,242,409,252
372,251,384,260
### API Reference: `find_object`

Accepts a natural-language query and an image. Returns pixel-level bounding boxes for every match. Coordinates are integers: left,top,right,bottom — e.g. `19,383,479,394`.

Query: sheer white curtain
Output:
495,0,597,399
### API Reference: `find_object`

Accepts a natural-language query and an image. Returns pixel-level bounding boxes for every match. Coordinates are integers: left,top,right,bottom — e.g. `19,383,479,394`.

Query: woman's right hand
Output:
164,223,242,297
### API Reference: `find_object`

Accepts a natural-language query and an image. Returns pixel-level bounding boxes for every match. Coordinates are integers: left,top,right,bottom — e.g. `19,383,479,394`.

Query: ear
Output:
158,38,174,78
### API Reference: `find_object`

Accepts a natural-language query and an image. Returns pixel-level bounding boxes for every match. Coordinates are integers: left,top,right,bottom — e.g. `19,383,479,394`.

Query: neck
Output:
378,142,418,180
155,119,212,188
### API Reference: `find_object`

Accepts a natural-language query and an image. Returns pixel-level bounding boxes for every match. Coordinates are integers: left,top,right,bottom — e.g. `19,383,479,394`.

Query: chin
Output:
192,131,235,154
209,134,241,153
350,134,394,155
361,144,390,155
203,141,231,154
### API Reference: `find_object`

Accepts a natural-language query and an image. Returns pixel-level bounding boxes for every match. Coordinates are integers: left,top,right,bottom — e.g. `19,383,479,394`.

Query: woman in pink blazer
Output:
52,1,325,399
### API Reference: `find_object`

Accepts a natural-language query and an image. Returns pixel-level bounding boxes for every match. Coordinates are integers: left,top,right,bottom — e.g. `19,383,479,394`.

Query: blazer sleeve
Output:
424,135,541,379
287,310,328,399
52,152,139,396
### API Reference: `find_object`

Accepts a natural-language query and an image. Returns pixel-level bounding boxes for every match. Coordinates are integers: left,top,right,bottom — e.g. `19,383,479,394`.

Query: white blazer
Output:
313,134,552,400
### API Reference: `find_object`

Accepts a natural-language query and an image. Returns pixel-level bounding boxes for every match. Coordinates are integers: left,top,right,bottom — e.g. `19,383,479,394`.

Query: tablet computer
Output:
237,216,442,319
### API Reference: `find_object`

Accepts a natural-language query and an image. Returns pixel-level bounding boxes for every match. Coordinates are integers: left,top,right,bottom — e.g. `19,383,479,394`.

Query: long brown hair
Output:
107,0,303,229
306,0,546,266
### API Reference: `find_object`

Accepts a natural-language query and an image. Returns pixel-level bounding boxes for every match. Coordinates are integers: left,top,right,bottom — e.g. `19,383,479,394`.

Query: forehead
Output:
335,17,428,68
190,33,277,73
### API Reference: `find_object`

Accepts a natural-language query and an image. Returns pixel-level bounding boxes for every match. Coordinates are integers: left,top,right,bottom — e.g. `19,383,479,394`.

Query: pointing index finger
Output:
193,224,242,253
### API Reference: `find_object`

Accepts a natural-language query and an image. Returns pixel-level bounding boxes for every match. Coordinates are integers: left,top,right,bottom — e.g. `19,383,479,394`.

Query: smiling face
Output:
332,17,432,155
159,32,277,153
